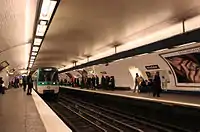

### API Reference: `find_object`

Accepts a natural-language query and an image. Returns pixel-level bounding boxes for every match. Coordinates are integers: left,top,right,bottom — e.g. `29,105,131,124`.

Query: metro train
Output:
32,67,60,95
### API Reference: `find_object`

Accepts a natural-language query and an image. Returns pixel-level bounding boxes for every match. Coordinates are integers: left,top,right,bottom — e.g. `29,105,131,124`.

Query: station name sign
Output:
145,65,160,70
100,71,107,74
0,61,9,72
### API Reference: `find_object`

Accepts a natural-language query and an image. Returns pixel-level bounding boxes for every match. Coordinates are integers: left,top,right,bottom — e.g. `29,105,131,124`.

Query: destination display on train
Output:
161,46,200,87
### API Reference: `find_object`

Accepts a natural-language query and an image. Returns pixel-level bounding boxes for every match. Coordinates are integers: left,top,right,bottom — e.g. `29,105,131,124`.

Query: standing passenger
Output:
23,76,27,92
92,75,95,89
138,75,144,93
110,76,115,90
95,75,99,88
27,74,33,95
15,78,19,88
133,73,139,93
105,76,110,90
153,71,161,97
101,75,105,89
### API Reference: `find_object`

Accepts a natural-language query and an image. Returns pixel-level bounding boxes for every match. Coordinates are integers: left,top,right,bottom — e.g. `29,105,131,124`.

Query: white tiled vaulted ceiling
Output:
0,0,37,71
31,0,200,69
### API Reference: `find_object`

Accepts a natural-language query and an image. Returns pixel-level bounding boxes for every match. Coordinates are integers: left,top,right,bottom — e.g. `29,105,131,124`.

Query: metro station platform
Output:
61,86,200,109
0,88,72,132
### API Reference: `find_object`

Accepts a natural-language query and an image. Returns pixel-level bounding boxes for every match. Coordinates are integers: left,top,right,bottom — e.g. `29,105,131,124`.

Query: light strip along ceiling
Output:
28,0,60,68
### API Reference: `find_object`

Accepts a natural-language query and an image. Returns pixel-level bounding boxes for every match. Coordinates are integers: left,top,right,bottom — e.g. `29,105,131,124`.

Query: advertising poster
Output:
77,69,88,78
160,46,200,87
70,70,82,78
145,71,155,80
0,61,9,72
66,73,73,79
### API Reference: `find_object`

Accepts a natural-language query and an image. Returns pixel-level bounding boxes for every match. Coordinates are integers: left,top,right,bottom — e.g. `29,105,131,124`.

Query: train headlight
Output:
53,82,55,84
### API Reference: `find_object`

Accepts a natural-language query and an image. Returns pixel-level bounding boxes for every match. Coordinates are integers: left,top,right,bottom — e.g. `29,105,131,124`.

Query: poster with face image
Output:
160,46,200,87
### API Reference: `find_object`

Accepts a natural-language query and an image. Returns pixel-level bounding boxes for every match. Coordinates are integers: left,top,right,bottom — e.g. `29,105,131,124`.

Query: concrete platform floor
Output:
0,88,46,132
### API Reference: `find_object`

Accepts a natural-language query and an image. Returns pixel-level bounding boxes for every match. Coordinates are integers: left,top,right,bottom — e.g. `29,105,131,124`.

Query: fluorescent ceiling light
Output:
175,42,197,48
31,52,37,56
127,56,133,59
31,56,35,59
185,15,200,32
30,61,33,64
32,46,39,52
36,24,47,36
34,38,42,46
29,63,33,67
40,20,48,25
136,53,148,56
154,48,169,53
114,59,120,62
40,0,57,21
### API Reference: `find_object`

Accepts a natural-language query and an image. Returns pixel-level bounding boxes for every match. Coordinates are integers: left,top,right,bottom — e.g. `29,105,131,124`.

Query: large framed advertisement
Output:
160,46,200,87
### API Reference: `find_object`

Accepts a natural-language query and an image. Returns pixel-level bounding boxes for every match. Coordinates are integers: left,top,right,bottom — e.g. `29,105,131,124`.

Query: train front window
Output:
52,72,59,82
38,69,59,82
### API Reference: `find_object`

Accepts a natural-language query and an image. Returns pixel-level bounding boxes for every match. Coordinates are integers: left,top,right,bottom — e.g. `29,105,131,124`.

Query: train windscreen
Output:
38,68,59,82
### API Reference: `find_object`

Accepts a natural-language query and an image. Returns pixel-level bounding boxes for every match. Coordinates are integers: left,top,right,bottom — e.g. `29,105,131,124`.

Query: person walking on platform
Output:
22,76,27,92
133,73,139,93
27,74,33,95
153,71,161,97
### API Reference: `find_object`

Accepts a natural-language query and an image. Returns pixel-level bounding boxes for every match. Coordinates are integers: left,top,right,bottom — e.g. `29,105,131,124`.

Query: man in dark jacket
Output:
95,75,99,88
101,75,105,89
153,71,161,97
27,74,33,95
23,76,27,92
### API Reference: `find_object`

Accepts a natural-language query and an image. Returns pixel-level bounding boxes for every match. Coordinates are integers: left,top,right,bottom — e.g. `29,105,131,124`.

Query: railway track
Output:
47,101,106,132
58,98,143,132
47,93,191,132
59,94,191,132
61,94,191,131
